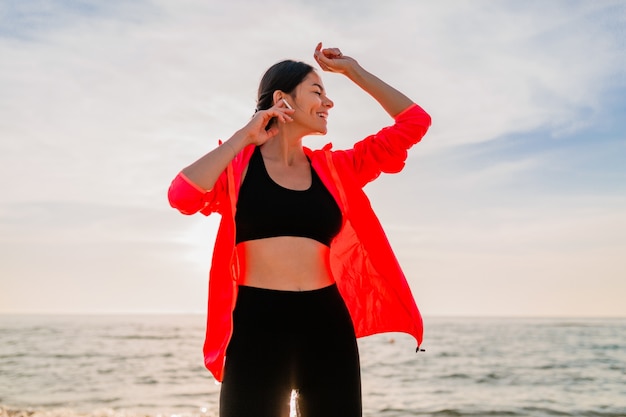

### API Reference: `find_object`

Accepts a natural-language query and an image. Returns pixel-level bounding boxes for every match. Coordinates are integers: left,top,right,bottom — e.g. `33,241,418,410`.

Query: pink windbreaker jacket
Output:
168,103,431,382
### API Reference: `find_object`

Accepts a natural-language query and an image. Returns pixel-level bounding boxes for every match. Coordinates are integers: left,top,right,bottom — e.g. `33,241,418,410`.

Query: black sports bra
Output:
235,146,342,247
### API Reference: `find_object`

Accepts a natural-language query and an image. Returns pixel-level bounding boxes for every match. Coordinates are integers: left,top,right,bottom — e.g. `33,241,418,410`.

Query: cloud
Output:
0,0,624,315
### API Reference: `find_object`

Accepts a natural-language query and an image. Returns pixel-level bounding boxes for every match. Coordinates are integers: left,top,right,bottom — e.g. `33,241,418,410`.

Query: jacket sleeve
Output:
336,103,431,187
167,170,228,216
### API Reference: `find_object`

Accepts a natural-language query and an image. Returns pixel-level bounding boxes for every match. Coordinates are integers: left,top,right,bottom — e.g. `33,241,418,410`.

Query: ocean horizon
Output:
1,314,624,417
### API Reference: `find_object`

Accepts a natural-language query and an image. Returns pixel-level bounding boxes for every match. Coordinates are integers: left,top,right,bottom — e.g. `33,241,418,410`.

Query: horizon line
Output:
1,312,624,319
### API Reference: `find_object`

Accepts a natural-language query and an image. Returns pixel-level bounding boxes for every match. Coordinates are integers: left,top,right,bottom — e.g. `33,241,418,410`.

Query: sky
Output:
1,0,625,317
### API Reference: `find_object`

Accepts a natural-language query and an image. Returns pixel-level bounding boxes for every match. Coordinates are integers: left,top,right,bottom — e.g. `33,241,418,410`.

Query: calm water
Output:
0,315,624,417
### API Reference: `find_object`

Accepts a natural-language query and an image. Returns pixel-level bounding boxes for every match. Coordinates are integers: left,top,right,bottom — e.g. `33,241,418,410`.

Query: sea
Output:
0,315,624,417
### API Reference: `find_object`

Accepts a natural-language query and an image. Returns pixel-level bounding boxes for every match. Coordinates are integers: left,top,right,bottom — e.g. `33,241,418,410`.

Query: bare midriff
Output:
236,237,335,291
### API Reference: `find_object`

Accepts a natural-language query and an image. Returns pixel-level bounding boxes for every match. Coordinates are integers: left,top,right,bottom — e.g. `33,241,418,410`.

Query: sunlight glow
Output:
289,389,299,417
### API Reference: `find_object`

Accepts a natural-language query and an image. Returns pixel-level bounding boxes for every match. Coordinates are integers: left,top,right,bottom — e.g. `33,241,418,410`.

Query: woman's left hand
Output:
313,42,358,75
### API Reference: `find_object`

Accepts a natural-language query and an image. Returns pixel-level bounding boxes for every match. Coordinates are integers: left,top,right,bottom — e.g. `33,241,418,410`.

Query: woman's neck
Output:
261,130,306,167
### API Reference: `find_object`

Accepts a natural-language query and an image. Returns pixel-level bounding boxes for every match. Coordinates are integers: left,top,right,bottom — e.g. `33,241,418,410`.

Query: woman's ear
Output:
272,90,284,106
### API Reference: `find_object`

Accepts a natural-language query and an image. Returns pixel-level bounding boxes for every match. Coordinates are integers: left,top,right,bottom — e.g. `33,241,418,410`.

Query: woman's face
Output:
288,71,334,135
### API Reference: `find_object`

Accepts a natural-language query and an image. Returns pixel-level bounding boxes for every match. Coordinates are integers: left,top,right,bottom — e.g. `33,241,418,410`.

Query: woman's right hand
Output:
179,100,293,191
239,100,295,146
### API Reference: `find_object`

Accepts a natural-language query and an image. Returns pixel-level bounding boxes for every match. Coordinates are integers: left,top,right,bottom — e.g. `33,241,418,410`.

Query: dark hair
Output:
256,60,315,128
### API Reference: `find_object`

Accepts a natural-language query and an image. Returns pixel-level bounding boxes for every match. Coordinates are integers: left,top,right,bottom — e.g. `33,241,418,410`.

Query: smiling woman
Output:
167,42,431,417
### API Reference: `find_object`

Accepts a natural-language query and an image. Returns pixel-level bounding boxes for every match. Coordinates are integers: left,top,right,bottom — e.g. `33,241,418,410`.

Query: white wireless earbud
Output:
282,99,293,110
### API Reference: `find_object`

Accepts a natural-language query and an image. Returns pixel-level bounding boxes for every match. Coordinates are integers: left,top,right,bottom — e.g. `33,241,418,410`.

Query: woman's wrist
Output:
229,128,254,150
221,140,238,158
343,61,366,81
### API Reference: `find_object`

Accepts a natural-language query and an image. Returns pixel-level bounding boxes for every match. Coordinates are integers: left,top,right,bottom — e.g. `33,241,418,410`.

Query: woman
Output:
168,43,431,417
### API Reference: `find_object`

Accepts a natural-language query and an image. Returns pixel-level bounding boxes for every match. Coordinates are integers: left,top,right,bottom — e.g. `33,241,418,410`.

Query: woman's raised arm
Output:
313,42,414,118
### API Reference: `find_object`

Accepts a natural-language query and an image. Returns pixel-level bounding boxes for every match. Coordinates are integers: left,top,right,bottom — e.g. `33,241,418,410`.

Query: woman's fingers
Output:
324,47,343,59
314,42,349,73
252,104,294,129
314,42,343,59
261,102,294,119
243,99,297,144
242,100,298,144
271,101,295,123
314,42,330,70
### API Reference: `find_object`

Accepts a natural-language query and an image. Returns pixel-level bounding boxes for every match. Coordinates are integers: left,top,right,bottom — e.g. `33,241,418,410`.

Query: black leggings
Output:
219,284,362,417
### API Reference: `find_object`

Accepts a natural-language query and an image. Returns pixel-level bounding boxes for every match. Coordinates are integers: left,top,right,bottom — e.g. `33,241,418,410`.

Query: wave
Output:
108,335,182,340
4,402,625,417
439,373,471,379
429,409,520,417
420,407,626,417
0,405,217,417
